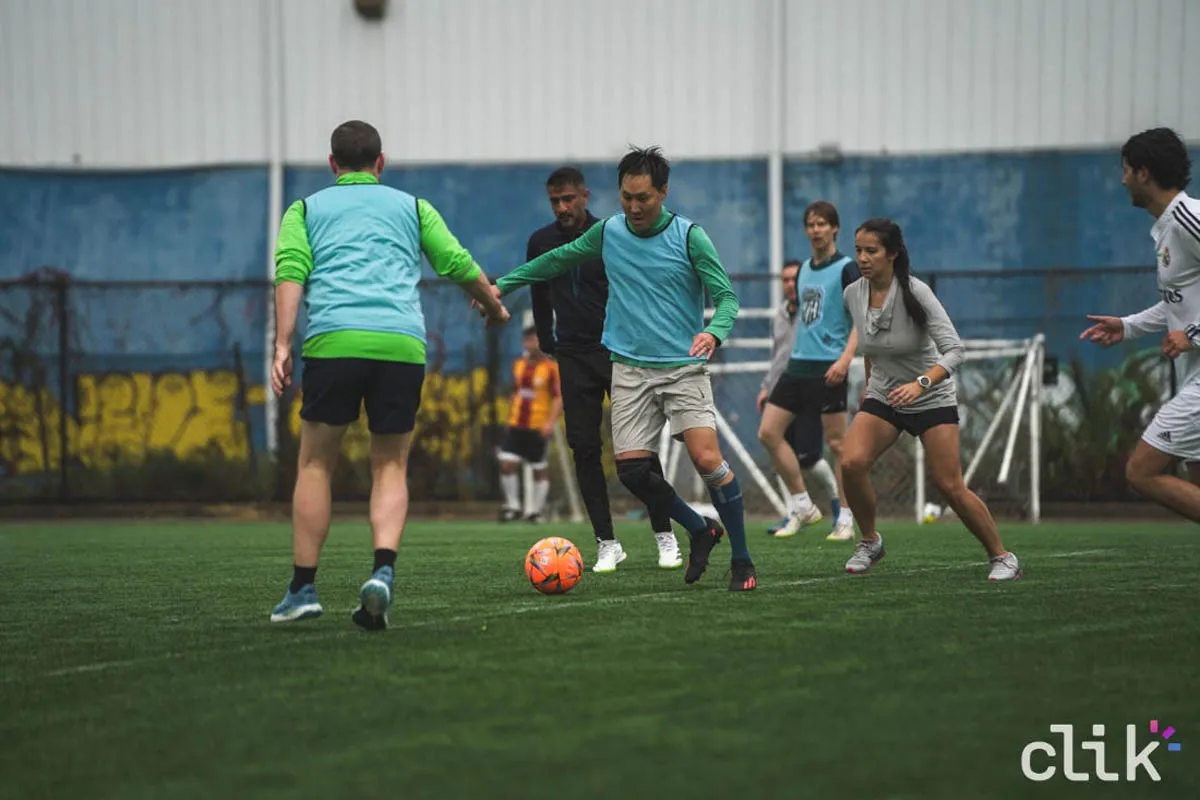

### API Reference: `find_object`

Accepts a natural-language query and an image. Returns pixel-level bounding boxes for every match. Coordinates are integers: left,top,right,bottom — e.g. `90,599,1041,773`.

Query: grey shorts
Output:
610,362,716,454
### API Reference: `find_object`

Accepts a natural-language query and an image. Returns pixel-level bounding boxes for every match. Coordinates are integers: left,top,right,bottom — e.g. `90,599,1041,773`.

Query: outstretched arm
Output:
496,223,604,297
418,199,507,321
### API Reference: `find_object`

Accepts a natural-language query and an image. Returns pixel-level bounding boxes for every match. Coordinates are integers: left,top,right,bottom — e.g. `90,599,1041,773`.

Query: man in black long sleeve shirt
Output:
524,167,681,572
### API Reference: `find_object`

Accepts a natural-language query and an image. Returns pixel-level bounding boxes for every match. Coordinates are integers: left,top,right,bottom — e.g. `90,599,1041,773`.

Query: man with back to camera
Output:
269,120,509,631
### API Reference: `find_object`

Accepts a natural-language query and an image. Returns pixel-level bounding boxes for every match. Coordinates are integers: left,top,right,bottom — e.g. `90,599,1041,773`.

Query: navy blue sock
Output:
708,476,750,563
668,494,708,536
290,565,317,593
832,497,842,521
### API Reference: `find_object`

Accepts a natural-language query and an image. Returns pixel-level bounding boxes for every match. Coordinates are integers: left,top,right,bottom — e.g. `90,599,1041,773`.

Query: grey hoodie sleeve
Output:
762,305,794,391
913,280,965,375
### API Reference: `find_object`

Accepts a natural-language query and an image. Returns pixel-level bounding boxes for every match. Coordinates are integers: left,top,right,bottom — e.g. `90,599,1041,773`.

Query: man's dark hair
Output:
618,145,670,190
330,120,382,171
782,259,802,271
1121,127,1191,191
803,200,840,229
546,166,586,189
522,325,538,338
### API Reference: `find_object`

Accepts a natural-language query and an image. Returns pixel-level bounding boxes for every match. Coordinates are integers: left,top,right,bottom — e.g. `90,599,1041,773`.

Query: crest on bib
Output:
800,285,825,326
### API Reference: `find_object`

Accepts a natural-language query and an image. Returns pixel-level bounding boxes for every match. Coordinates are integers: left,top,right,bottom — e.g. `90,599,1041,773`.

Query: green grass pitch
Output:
1,518,1196,799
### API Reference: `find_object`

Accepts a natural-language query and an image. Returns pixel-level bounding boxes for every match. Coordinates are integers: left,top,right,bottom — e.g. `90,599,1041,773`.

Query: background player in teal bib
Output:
269,120,509,630
486,146,757,591
758,201,859,540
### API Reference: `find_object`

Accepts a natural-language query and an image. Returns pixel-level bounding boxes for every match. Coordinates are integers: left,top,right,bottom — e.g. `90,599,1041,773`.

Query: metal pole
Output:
766,0,786,310
263,0,285,458
56,279,69,501
914,437,925,523
999,341,1038,484
1030,334,1044,522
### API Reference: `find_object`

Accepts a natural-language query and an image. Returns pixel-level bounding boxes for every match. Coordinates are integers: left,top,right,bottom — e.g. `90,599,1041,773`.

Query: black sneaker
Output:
685,518,725,584
498,508,521,523
524,513,543,525
351,605,388,632
728,559,757,592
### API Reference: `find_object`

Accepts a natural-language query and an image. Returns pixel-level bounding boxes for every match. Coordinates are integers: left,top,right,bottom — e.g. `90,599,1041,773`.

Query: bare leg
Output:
1126,441,1200,523
822,411,848,505
292,421,349,566
368,432,414,552
839,412,901,541
758,403,807,494
920,424,1006,558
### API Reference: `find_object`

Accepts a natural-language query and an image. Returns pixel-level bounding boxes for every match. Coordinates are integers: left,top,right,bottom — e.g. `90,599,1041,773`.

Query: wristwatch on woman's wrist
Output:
916,375,932,391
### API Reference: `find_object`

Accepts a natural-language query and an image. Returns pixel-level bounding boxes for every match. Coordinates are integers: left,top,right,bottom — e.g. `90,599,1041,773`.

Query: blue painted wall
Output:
2,148,1190,398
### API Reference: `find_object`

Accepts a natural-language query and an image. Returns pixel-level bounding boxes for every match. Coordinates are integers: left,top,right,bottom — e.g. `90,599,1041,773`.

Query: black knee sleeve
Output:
617,457,675,525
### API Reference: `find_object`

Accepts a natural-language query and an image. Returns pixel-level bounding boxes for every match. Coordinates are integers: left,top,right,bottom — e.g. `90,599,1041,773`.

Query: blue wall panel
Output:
0,168,268,281
3,149,1189,382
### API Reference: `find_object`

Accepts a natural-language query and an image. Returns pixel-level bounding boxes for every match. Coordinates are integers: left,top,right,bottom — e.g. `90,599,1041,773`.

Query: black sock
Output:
374,548,397,572
290,565,317,593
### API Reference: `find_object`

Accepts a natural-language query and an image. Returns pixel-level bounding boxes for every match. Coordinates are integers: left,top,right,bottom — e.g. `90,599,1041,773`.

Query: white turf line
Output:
19,549,1111,682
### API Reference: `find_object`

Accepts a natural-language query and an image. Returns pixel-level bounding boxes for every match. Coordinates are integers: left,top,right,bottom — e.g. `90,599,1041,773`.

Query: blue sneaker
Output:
269,583,323,623
352,566,393,632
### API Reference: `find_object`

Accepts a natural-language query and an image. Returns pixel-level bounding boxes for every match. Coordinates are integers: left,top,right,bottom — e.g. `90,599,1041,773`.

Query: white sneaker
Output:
826,514,855,541
655,531,683,569
845,535,885,574
773,505,823,538
592,539,627,573
988,552,1022,581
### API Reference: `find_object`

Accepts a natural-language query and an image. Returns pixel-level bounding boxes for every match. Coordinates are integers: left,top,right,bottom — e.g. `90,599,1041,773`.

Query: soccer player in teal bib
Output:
269,120,510,629
489,146,756,591
758,201,859,541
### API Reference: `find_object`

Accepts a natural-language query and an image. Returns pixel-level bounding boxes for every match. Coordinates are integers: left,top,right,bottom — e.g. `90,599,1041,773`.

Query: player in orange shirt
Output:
498,327,563,522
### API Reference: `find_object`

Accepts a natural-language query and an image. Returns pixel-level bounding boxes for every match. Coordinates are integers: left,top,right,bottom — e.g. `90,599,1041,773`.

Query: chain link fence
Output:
1,266,1168,517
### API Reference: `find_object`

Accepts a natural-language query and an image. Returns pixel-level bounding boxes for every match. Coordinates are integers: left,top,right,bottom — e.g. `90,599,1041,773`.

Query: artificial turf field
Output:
1,518,1196,799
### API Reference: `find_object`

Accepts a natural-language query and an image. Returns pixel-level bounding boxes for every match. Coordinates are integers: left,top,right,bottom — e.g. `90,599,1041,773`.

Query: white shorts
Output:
1142,379,1200,462
610,362,716,454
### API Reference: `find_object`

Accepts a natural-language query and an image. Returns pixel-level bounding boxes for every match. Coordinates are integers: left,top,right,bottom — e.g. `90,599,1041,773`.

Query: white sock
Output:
804,459,839,502
501,472,521,510
531,478,551,515
790,491,813,514
838,506,853,525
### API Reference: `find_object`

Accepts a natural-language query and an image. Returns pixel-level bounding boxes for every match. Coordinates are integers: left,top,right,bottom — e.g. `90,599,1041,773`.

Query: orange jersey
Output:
507,357,560,430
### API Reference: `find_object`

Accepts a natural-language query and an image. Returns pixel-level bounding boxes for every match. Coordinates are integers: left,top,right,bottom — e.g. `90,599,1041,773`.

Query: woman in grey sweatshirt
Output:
839,218,1021,581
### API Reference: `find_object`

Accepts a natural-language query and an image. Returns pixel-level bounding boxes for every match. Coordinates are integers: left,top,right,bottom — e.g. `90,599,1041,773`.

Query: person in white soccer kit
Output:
1082,127,1200,524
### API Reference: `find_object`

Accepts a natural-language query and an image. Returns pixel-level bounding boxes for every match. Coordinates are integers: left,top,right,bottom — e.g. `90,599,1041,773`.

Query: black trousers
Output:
557,348,614,539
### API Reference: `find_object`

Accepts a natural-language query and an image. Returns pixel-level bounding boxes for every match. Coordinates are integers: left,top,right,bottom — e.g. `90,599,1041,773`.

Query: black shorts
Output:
499,427,549,466
300,357,424,434
768,373,849,416
860,397,959,437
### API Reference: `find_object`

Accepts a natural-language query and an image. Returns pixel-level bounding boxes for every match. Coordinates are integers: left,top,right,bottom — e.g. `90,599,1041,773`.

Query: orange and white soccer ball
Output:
524,536,584,595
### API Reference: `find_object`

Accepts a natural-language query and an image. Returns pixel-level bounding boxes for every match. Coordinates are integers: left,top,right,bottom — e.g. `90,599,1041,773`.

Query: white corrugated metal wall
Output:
2,0,1198,167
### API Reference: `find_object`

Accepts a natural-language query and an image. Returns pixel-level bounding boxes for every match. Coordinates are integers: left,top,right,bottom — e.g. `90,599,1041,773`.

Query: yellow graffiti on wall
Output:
0,367,505,476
